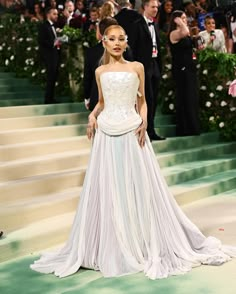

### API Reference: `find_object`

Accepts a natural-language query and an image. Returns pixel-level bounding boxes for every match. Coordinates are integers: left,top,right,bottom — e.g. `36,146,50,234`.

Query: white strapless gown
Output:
31,72,236,279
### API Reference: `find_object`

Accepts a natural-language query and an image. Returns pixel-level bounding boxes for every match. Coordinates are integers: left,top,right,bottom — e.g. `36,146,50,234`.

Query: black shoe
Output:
0,231,3,238
149,133,166,141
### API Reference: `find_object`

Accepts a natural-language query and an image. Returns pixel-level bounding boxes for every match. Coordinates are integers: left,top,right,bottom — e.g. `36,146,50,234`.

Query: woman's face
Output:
205,18,215,32
164,1,173,14
103,28,127,57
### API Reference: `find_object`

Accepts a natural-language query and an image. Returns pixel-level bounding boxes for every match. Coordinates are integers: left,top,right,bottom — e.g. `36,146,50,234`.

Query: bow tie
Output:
148,22,154,26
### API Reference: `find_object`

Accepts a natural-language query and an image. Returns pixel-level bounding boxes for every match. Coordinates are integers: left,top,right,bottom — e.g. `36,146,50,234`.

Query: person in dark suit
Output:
84,17,133,111
38,7,61,104
129,0,165,141
114,0,142,41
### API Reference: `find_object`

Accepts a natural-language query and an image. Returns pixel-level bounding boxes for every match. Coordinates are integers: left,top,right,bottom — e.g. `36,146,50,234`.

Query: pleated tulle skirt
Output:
30,129,236,279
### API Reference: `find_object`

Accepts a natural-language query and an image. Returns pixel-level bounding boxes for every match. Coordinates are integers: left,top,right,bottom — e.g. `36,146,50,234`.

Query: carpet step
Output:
0,78,32,86
0,112,88,131
0,91,43,99
171,169,236,205
0,98,44,107
0,186,82,231
0,168,86,203
0,102,87,118
164,156,236,186
0,136,91,161
0,149,90,182
0,84,42,93
157,142,236,168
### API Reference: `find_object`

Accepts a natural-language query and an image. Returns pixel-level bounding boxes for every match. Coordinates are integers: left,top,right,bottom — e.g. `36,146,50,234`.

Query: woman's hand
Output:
135,120,147,148
87,114,97,140
174,17,184,26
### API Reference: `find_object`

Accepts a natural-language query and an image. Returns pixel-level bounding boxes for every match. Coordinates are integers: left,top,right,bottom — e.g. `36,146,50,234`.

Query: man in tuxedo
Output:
129,0,165,140
84,17,133,111
115,0,142,41
38,7,61,104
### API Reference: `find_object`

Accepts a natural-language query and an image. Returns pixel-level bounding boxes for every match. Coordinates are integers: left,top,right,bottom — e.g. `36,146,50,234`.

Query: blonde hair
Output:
100,2,115,20
100,25,127,65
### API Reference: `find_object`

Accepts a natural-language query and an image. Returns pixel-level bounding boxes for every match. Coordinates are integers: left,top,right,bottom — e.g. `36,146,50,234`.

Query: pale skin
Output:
87,27,148,147
169,13,190,44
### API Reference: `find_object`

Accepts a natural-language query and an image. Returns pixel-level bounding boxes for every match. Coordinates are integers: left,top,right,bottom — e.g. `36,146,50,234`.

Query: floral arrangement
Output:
0,14,235,140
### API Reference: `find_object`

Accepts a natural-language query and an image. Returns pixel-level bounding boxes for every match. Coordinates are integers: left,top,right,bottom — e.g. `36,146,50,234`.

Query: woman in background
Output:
168,10,200,136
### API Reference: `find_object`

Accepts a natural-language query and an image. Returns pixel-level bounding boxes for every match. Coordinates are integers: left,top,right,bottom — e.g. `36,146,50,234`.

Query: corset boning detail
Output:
97,72,142,135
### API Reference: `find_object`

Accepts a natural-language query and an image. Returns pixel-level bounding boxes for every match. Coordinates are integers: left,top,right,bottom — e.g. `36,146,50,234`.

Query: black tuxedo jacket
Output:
129,17,162,72
84,42,133,111
38,20,58,59
115,8,142,41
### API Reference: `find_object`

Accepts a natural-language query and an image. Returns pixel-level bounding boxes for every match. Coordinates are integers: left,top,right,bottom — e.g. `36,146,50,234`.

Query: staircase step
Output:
0,98,44,107
0,149,90,181
0,211,75,262
157,142,236,168
0,112,88,131
171,169,236,205
0,136,91,161
152,132,220,153
0,78,32,86
164,156,236,186
0,102,87,118
0,168,86,202
0,186,82,231
0,91,43,99
0,124,87,144
0,84,42,92
155,125,176,137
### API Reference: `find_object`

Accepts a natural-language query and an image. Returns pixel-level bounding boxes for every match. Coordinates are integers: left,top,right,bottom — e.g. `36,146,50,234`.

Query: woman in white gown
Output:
31,25,236,279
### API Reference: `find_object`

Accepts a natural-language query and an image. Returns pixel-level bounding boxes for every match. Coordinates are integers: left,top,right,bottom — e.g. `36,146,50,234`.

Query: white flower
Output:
80,73,84,78
30,61,34,65
10,55,14,61
165,64,172,70
35,46,39,50
164,97,169,101
27,47,31,51
205,101,211,107
0,46,2,51
220,101,227,107
55,82,59,86
209,92,214,97
196,64,201,69
24,67,28,71
230,107,236,112
203,69,208,75
169,103,174,110
7,46,11,51
41,69,46,73
5,59,9,66
83,42,89,47
60,63,65,68
0,25,3,28
162,74,168,79
12,36,16,41
26,37,32,42
226,80,232,86
19,38,23,42
2,42,6,47
216,85,223,91
32,72,36,77
168,90,173,96
200,85,207,90
209,116,214,121
219,122,224,128
25,59,29,65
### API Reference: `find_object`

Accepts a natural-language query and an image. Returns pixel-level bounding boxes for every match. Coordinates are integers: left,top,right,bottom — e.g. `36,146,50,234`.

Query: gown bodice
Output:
97,71,142,135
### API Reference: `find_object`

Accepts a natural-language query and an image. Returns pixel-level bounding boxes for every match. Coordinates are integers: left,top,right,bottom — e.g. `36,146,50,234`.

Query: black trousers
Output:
144,58,161,137
42,49,60,103
173,67,200,136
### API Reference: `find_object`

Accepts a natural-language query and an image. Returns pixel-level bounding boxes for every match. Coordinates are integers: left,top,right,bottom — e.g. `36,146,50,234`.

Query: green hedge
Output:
0,14,235,141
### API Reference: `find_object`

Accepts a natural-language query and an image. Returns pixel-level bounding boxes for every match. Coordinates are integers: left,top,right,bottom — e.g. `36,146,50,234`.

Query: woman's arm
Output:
135,62,148,147
87,68,105,139
169,17,190,44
